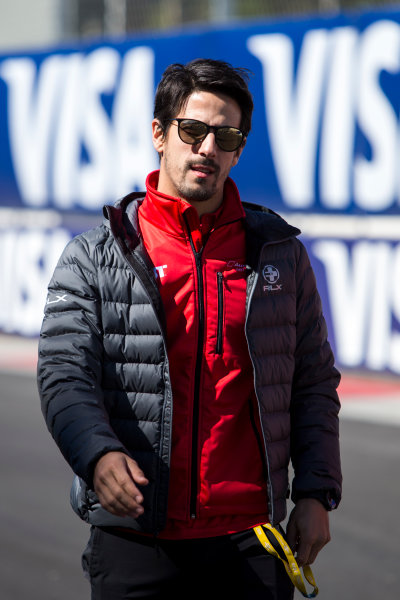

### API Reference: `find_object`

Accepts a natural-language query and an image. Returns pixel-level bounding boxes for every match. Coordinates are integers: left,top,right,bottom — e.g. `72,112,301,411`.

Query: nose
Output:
197,131,217,157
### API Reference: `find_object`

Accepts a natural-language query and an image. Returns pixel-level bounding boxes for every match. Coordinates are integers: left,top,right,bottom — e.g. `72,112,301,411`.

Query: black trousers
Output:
82,525,295,600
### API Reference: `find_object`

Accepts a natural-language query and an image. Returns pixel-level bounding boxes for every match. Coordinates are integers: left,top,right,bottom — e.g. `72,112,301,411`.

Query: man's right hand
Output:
93,451,149,518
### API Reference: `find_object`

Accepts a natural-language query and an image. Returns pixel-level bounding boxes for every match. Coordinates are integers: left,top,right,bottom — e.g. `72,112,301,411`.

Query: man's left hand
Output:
286,498,331,566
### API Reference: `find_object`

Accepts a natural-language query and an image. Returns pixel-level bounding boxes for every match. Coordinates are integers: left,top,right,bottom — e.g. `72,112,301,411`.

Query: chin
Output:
180,184,214,203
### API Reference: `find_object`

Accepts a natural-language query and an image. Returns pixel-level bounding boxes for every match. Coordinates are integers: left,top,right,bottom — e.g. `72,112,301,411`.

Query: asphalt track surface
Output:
1,336,400,599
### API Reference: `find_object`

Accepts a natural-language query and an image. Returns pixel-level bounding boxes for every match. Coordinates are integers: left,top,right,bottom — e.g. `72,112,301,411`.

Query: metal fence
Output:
64,0,394,39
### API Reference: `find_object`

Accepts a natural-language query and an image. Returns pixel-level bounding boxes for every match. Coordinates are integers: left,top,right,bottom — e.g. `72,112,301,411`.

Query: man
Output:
38,58,342,600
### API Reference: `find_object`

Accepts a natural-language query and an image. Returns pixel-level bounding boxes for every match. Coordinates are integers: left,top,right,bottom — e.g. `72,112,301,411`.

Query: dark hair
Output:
154,58,254,138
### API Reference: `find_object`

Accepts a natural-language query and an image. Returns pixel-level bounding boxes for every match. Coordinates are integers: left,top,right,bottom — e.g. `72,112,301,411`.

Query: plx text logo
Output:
262,265,282,292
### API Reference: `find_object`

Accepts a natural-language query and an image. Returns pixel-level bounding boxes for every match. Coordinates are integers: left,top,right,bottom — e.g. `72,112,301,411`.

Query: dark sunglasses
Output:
168,118,244,152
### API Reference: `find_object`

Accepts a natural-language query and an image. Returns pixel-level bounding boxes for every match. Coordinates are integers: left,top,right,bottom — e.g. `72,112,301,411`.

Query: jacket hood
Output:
242,201,301,242
103,192,145,252
241,202,301,269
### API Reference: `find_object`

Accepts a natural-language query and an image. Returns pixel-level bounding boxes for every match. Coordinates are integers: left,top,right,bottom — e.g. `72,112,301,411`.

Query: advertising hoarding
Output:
0,9,399,374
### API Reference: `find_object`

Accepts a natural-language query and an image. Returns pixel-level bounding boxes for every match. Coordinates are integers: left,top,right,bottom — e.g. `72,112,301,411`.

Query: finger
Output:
108,471,146,511
306,533,330,565
95,472,144,516
93,453,148,517
107,457,146,499
285,520,298,553
100,493,144,517
295,541,312,567
97,480,145,517
306,546,320,566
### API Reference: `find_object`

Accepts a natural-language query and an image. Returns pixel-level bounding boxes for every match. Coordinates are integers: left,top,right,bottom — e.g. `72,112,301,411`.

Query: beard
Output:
164,155,221,202
178,179,216,202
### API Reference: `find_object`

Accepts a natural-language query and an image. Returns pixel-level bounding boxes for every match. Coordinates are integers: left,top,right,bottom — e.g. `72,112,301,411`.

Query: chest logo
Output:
227,260,247,272
262,265,282,292
46,294,68,305
154,265,168,279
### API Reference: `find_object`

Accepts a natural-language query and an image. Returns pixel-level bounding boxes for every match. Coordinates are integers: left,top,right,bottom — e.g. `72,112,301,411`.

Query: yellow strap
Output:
253,524,319,598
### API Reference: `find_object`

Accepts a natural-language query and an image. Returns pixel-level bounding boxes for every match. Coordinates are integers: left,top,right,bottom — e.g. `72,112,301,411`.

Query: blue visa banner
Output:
1,9,400,376
1,217,399,374
1,9,400,214
302,234,400,375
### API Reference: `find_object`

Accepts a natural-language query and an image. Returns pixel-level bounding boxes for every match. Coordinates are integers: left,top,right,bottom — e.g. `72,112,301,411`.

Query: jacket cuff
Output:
293,490,339,511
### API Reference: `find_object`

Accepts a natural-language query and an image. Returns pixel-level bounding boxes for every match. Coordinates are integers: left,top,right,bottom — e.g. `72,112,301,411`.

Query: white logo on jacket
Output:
227,260,247,272
154,265,168,279
262,265,282,292
46,294,68,305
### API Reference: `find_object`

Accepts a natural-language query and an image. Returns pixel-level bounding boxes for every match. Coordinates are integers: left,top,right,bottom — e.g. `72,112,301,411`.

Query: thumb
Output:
125,456,149,486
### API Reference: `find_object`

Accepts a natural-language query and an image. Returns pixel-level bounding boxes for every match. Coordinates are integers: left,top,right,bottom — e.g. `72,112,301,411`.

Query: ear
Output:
231,137,246,167
152,119,165,154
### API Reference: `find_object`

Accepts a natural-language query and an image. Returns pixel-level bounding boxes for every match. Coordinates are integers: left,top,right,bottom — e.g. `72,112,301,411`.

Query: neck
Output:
187,194,223,217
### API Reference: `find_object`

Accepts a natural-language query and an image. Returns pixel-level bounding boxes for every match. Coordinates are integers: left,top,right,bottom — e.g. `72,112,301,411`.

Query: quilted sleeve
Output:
37,230,128,487
290,240,342,509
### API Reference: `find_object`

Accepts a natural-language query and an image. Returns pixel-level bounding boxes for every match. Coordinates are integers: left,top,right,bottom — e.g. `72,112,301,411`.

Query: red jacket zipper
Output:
216,271,224,355
184,213,205,519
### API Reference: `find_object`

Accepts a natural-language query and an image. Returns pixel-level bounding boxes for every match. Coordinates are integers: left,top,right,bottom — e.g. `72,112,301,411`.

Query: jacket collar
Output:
140,170,246,241
103,187,301,260
242,202,301,270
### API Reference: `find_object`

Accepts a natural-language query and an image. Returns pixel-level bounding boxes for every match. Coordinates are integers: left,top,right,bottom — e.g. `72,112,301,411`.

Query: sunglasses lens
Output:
216,127,243,151
178,120,208,144
176,119,243,151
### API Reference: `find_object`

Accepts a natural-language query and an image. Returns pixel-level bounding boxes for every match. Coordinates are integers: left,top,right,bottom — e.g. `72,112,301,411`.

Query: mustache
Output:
186,158,220,172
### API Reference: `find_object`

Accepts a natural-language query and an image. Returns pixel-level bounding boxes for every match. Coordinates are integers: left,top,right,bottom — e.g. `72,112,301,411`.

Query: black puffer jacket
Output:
38,195,342,534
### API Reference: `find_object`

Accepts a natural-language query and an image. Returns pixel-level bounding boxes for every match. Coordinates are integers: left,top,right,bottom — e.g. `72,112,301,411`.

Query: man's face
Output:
152,90,245,214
